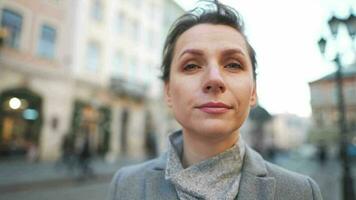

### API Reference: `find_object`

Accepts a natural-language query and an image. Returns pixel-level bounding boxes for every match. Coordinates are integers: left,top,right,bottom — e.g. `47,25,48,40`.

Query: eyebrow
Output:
221,48,246,56
178,48,246,59
179,49,204,58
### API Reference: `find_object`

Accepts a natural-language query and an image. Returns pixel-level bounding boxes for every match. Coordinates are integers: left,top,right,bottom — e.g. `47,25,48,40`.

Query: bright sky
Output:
175,0,356,117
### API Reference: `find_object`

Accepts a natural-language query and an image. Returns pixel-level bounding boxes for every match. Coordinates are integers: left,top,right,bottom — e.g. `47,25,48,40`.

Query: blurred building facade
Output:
309,63,356,145
0,0,184,161
271,113,310,150
0,0,73,160
241,105,273,155
242,105,310,157
68,0,184,161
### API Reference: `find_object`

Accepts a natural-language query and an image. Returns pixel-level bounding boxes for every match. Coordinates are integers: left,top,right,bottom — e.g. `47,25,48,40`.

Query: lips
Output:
196,102,232,114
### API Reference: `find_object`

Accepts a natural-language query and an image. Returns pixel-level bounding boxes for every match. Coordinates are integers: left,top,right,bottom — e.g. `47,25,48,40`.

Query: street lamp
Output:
344,13,356,38
318,12,356,200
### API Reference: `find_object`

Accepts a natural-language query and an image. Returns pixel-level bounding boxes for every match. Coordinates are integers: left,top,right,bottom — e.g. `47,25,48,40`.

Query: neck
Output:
181,130,239,168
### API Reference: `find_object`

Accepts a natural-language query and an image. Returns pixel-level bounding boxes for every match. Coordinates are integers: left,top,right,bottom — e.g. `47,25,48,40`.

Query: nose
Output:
203,66,226,93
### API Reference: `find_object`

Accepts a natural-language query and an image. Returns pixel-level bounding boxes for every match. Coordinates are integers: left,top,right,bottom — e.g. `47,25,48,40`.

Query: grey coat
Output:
108,145,322,200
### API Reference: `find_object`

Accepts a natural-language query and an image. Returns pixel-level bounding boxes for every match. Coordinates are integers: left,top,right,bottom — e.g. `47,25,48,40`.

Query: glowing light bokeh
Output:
9,97,21,110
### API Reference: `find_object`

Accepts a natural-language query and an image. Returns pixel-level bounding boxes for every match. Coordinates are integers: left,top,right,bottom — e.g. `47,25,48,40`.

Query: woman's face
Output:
165,24,257,139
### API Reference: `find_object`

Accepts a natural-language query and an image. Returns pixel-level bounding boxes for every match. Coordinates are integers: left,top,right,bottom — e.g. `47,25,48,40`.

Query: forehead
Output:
174,24,248,56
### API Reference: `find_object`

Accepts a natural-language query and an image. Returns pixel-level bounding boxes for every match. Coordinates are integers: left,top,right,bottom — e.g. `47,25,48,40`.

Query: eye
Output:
225,62,242,70
183,63,200,72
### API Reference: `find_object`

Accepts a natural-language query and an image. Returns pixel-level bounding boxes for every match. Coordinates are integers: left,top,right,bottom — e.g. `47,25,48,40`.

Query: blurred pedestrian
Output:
317,141,327,165
56,133,76,173
145,130,158,159
109,1,322,199
76,126,94,180
26,141,38,163
266,146,277,162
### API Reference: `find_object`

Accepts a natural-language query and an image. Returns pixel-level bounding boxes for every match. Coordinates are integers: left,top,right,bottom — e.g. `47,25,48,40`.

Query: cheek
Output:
169,84,191,123
170,76,197,99
229,79,254,106
169,81,188,107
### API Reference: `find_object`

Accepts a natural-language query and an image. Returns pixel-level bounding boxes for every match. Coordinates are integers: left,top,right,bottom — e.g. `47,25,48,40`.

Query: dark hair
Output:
160,0,257,82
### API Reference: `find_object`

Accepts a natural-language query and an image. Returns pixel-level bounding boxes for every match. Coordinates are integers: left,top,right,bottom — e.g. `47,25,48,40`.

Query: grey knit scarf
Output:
165,131,245,200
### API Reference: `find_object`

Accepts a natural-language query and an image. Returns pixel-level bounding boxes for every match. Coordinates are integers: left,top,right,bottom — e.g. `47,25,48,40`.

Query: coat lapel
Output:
144,153,179,200
144,170,178,200
236,146,276,200
237,173,275,200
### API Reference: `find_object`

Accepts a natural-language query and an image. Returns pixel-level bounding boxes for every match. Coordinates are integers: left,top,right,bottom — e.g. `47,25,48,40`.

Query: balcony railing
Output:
110,76,148,100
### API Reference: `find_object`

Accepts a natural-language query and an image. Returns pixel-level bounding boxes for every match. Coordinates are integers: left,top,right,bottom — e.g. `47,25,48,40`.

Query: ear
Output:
249,84,257,107
164,82,173,108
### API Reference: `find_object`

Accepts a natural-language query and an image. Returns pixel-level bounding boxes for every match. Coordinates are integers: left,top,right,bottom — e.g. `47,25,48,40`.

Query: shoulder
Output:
265,161,322,199
242,145,322,199
265,161,309,183
115,157,161,181
108,154,166,200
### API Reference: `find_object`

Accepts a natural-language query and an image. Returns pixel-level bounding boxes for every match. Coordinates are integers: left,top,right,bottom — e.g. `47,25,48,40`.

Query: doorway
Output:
0,88,42,159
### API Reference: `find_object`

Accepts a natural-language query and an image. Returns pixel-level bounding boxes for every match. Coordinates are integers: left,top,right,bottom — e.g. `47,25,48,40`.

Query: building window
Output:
86,42,100,72
149,3,158,21
91,0,103,22
133,20,140,41
37,25,56,59
148,30,156,49
142,62,153,83
112,52,123,76
126,18,137,40
129,57,137,79
1,8,23,48
133,0,142,7
350,121,356,130
345,85,356,100
114,12,125,33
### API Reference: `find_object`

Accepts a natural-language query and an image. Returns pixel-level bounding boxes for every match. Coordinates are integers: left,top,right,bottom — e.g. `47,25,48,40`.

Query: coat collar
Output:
145,138,276,200
144,167,178,200
236,145,276,200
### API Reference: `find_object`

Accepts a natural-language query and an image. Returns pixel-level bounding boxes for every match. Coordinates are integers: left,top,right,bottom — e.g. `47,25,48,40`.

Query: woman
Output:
109,1,322,199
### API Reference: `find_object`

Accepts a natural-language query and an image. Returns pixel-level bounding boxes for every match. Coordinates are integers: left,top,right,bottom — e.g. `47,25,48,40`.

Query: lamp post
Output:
318,12,356,200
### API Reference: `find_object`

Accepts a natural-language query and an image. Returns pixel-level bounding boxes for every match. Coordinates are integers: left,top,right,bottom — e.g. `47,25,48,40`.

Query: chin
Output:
191,122,239,139
177,116,242,138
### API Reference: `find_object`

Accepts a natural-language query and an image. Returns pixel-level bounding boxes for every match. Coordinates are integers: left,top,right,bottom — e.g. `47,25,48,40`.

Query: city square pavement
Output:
0,152,355,200
0,156,144,200
274,152,356,200
1,181,109,200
